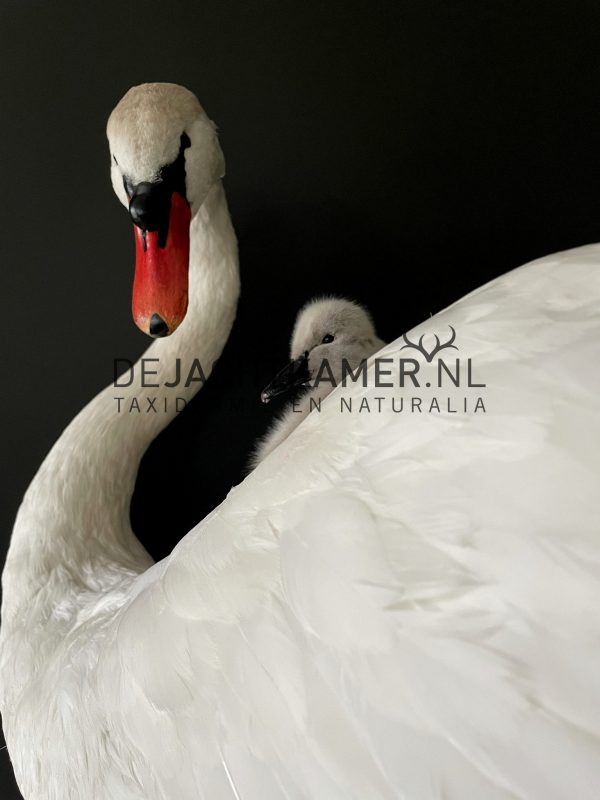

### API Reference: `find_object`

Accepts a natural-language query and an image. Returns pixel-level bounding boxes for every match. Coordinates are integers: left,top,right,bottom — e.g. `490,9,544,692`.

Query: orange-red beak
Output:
131,191,191,337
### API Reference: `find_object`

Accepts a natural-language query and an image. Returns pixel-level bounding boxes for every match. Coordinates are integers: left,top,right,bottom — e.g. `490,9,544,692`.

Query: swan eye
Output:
322,334,334,344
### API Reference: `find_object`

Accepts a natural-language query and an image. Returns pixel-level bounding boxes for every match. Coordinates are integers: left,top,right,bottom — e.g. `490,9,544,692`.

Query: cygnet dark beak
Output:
260,352,310,403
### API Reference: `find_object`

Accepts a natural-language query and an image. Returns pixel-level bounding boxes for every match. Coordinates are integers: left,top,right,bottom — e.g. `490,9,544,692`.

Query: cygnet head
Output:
261,297,383,403
107,83,225,337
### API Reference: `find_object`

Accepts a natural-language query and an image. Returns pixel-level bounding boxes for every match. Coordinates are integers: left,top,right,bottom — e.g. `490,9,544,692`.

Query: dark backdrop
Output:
2,1,600,796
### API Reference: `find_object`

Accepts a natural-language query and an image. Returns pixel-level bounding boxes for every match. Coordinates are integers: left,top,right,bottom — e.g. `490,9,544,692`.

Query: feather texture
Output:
2,244,600,798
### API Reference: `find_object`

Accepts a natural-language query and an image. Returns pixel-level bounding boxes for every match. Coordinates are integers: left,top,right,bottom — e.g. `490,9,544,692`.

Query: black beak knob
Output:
149,313,169,337
129,183,165,231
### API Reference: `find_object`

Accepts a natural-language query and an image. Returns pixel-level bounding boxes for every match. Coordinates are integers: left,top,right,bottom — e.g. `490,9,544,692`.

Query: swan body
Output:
1,84,600,799
252,297,385,466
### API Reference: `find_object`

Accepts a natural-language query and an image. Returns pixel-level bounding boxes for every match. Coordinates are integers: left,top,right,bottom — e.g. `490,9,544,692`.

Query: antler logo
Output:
400,325,458,362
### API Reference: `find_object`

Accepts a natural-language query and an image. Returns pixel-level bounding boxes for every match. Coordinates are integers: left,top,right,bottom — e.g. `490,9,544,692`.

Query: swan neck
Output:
1,180,239,620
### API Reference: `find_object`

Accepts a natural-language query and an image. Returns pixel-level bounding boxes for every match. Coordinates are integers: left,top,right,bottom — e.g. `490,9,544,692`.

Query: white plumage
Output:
251,297,385,466
1,83,600,800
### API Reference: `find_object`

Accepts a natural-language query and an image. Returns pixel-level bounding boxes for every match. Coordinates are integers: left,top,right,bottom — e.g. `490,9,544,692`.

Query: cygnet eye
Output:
322,334,334,344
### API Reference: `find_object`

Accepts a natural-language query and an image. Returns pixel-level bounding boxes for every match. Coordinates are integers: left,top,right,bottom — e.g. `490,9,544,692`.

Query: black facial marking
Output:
124,133,191,248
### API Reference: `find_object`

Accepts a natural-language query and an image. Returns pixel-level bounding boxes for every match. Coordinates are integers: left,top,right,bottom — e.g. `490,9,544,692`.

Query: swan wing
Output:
98,244,600,799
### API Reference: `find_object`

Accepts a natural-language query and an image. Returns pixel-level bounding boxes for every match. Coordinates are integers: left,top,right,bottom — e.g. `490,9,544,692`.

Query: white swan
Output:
2,82,600,800
0,82,241,798
252,297,384,466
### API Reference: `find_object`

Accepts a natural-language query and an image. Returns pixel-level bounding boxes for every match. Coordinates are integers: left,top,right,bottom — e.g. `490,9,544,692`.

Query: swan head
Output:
107,83,225,337
261,297,382,402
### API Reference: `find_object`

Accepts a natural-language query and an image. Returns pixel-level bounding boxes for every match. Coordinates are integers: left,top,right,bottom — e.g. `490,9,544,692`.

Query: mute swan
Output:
252,297,384,466
2,82,600,800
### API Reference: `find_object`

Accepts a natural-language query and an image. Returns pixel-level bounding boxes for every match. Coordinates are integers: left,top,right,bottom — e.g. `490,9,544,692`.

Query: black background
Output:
2,1,600,796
